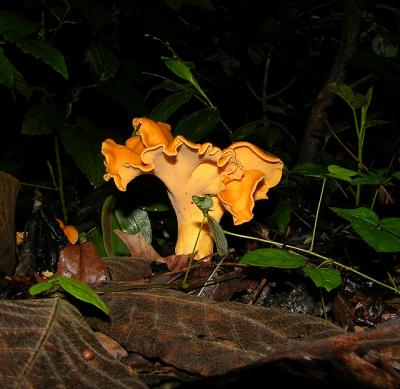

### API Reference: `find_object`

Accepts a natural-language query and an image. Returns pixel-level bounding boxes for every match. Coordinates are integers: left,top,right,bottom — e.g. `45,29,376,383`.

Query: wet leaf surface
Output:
0,298,147,388
88,288,344,377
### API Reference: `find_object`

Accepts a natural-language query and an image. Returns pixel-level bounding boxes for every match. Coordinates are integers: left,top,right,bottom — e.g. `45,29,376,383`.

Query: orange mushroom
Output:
56,218,79,245
101,117,283,259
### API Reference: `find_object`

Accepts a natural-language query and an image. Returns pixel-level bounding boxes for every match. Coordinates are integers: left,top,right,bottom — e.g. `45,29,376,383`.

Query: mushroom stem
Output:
167,193,224,259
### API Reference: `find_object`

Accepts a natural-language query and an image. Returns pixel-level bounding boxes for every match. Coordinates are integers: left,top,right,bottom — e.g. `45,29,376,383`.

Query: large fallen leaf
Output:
0,298,147,388
102,256,152,281
88,288,344,376
183,317,400,388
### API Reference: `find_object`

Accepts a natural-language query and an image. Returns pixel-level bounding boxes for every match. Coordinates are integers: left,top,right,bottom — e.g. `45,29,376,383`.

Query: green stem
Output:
54,136,68,223
223,230,399,294
310,178,326,252
181,215,207,289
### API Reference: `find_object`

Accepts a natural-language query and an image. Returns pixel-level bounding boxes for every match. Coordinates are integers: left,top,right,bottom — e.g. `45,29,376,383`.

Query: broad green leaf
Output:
11,37,68,79
56,275,109,315
328,165,357,182
22,101,65,136
162,57,196,84
290,162,328,177
150,91,193,122
29,280,56,295
330,207,400,252
0,11,39,38
330,207,379,225
193,194,213,213
303,267,342,292
372,35,398,58
230,120,262,141
85,43,119,82
115,208,152,244
207,215,228,257
175,108,219,141
240,248,307,268
59,117,106,187
0,48,14,89
392,171,400,180
350,170,390,185
328,83,367,110
380,218,400,236
274,200,292,234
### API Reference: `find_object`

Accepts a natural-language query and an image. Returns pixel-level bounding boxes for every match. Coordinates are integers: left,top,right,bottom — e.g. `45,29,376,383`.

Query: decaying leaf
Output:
88,288,344,377
0,298,147,388
113,230,190,271
57,241,107,284
114,230,162,261
102,256,152,281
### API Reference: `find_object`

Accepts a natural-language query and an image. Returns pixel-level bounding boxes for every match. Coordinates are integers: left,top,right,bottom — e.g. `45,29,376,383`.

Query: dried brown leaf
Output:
88,288,344,376
102,257,152,281
57,241,107,284
0,298,147,388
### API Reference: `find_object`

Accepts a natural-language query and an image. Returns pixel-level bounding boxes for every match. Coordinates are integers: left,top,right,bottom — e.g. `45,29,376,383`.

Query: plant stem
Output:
181,215,207,289
310,177,326,252
54,136,68,223
223,230,399,294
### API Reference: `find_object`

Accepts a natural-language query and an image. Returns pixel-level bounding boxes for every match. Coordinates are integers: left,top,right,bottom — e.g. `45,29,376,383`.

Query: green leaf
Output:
164,0,185,11
330,206,379,225
22,101,65,136
240,248,307,268
10,37,68,79
59,117,107,187
230,120,262,141
56,275,109,315
372,35,398,58
207,215,228,257
100,196,130,257
350,170,390,186
380,218,400,237
328,165,357,182
303,267,342,292
13,67,32,100
328,83,368,110
0,48,14,90
162,57,196,84
115,208,152,244
274,200,292,234
330,207,400,252
175,108,219,141
193,194,213,213
392,171,400,180
290,162,328,177
150,91,193,122
0,11,39,38
85,43,119,82
29,280,56,295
